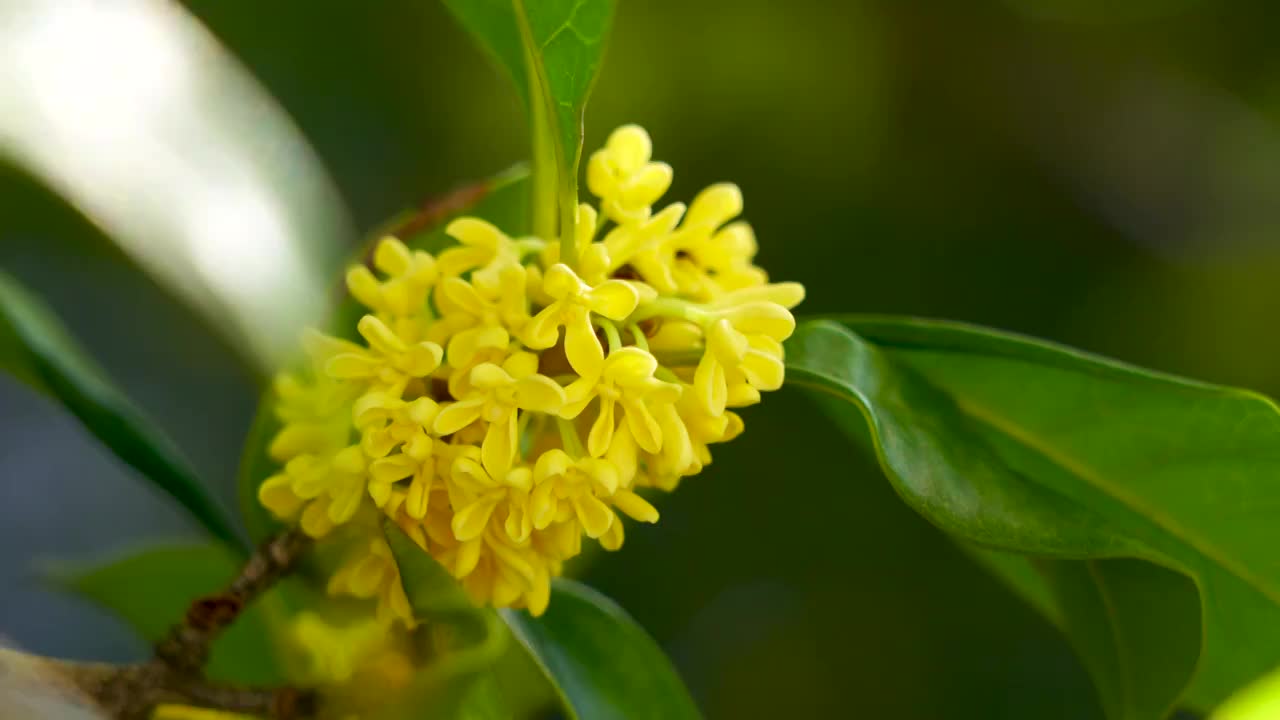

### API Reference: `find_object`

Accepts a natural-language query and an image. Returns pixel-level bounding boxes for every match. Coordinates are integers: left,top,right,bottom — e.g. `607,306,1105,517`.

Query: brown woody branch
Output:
3,529,318,719
156,528,312,675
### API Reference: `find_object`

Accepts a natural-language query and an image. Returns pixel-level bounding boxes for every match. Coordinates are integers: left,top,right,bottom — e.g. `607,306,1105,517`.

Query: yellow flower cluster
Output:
258,125,804,623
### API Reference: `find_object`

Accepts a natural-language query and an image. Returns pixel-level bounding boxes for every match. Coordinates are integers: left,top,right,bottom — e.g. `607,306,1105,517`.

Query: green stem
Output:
627,323,649,351
516,0,559,246
557,417,586,457
629,297,710,325
597,318,622,352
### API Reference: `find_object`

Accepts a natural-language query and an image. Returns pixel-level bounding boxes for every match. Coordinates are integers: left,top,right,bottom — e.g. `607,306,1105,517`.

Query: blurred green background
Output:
5,0,1280,717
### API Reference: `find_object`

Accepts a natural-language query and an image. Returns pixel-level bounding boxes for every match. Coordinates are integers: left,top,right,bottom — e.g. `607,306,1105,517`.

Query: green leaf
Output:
1214,664,1280,719
235,169,529,543
49,543,288,684
383,521,516,717
0,272,244,552
785,316,1280,718
385,521,477,621
0,0,354,372
443,0,616,251
501,580,702,720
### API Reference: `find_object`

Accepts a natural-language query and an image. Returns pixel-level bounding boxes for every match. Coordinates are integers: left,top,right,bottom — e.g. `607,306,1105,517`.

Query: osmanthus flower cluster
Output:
257,125,804,624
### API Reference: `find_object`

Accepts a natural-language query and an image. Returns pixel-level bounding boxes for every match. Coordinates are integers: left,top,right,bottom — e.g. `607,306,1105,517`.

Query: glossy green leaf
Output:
0,0,354,372
0,271,243,551
501,580,702,720
234,170,529,543
785,316,1280,717
443,0,615,247
48,543,287,684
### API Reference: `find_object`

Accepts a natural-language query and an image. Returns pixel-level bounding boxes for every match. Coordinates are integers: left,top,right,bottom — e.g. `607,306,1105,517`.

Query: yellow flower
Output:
449,445,536,544
328,536,415,627
600,203,686,293
434,352,565,476
267,370,355,461
325,315,443,395
346,236,437,320
435,265,528,368
587,124,673,225
256,123,803,621
260,444,368,537
531,449,658,541
436,217,537,287
562,347,682,457
290,611,393,684
523,263,639,377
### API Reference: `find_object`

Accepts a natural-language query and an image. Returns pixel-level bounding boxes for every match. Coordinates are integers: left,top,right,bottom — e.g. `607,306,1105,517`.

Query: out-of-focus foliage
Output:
0,272,242,549
1214,664,1280,720
45,544,288,684
0,0,354,372
5,1,1280,719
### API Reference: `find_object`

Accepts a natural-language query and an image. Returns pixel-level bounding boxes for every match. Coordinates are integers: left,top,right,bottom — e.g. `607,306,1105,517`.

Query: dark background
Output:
5,1,1280,717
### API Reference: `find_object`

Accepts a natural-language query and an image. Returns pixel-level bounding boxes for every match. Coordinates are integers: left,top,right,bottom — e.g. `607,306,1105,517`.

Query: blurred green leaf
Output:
0,271,244,551
385,521,476,620
48,543,287,684
785,316,1280,717
1214,664,1280,719
236,170,530,543
0,0,354,372
383,521,516,718
443,0,615,246
501,580,702,720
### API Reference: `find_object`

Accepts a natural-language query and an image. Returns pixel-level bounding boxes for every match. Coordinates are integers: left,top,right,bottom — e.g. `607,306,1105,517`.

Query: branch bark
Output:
157,529,312,675
4,529,317,719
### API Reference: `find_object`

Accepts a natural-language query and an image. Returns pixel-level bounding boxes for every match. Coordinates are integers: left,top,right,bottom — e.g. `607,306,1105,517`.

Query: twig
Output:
0,648,315,719
2,529,318,719
157,529,312,675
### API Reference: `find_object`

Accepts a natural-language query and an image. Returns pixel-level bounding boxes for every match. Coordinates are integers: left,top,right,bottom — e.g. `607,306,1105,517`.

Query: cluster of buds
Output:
258,126,804,623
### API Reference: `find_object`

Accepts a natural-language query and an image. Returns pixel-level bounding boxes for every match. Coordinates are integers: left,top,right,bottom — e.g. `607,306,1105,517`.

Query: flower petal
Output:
258,474,303,518
433,398,484,435
565,311,604,378
481,411,517,479
446,217,505,251
694,352,727,417
452,497,499,542
623,397,664,454
513,374,567,413
534,448,573,483
439,277,487,316
603,347,658,381
357,315,406,356
573,494,615,539
588,397,617,458
522,304,563,349
613,489,659,523
585,280,639,320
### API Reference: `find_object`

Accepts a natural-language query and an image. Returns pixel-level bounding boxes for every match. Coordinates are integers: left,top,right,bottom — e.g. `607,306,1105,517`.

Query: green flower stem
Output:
628,297,709,325
557,417,586,458
627,323,649,351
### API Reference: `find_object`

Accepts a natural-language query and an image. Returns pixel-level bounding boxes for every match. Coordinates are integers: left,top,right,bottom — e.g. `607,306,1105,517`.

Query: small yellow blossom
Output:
328,536,415,627
346,236,436,321
258,124,802,624
523,263,639,377
587,124,673,225
562,347,681,457
434,352,565,476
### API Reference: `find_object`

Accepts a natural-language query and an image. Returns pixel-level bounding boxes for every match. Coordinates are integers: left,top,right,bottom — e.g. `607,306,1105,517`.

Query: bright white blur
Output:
0,0,353,370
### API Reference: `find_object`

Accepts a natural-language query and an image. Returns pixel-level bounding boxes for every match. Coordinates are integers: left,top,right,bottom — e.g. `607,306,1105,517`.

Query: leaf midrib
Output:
953,394,1280,608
